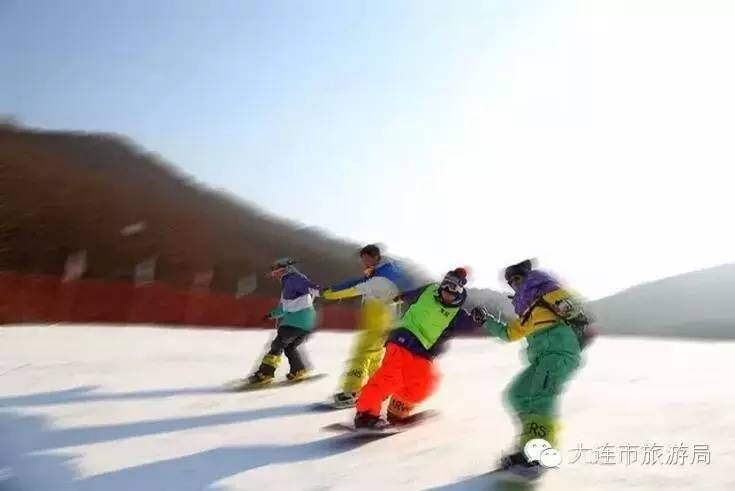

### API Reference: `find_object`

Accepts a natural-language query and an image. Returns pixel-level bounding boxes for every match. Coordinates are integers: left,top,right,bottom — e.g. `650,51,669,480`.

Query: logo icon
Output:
524,438,563,468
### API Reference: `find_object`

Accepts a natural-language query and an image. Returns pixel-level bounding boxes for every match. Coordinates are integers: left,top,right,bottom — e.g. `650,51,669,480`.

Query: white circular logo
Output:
524,438,551,462
524,438,562,468
539,448,563,468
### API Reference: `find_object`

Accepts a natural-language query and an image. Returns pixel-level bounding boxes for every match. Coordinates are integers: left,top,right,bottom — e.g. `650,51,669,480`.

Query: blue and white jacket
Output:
326,260,412,304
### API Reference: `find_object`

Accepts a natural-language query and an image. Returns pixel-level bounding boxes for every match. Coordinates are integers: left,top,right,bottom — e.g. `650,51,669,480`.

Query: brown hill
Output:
0,123,426,296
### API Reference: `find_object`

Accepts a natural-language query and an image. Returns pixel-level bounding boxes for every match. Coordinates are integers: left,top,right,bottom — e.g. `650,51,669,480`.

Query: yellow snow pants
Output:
340,299,395,393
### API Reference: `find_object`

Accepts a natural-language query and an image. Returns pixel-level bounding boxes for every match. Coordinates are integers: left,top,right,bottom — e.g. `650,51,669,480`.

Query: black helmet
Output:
503,259,533,284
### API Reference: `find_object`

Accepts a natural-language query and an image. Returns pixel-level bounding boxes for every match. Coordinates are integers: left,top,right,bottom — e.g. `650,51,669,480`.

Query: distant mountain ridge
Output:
589,263,735,339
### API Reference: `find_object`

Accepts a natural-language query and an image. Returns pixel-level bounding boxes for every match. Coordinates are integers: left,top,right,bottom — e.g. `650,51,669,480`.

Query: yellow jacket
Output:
488,287,588,342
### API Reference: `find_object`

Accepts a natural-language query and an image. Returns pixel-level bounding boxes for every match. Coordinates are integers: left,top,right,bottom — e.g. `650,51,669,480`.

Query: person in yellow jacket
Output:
477,259,597,481
321,244,412,408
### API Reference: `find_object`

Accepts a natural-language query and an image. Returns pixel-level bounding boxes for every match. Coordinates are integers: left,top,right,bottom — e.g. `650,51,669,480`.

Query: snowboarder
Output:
244,258,321,387
476,259,595,481
320,244,412,408
353,267,485,429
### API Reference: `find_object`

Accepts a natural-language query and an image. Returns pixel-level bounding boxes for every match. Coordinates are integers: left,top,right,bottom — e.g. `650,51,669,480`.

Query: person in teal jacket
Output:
246,258,321,386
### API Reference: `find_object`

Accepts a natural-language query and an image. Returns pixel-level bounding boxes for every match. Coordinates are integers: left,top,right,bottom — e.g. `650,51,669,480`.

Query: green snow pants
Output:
506,351,580,448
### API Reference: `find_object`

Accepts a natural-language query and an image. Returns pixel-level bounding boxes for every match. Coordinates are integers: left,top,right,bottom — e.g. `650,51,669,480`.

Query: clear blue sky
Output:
3,0,734,298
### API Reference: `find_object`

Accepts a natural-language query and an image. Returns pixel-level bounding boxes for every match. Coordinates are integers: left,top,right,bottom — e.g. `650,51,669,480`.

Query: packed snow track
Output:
0,326,731,490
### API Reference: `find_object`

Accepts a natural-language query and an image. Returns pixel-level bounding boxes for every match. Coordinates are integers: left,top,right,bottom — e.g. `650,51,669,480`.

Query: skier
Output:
244,258,321,387
475,259,595,481
320,244,412,408
353,267,485,429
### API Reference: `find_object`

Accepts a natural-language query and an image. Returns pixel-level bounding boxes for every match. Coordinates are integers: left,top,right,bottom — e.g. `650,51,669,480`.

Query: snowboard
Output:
224,373,328,392
483,467,544,488
322,409,439,436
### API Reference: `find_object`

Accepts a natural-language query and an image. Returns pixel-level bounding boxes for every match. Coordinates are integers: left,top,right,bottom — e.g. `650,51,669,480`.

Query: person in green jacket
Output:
246,258,321,387
477,259,596,481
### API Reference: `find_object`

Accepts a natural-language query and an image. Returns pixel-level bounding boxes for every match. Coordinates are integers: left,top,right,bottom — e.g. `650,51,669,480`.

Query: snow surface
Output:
0,326,733,490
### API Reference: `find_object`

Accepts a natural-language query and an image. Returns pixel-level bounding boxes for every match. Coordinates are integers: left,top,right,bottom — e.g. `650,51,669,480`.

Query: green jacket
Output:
270,304,317,332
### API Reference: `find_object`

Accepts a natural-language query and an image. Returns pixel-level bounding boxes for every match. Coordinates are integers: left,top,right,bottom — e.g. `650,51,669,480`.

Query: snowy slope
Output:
0,326,732,490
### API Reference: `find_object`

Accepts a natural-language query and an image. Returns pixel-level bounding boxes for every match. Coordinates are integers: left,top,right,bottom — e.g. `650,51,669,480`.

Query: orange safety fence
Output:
0,272,358,330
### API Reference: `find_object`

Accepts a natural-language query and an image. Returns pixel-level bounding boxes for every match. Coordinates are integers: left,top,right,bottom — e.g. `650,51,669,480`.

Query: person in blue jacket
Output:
321,244,412,407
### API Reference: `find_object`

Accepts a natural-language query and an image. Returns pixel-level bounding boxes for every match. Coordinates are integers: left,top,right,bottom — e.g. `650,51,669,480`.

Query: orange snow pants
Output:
356,342,439,417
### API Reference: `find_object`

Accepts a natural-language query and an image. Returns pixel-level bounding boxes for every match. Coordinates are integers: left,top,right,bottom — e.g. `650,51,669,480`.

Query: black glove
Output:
471,306,491,324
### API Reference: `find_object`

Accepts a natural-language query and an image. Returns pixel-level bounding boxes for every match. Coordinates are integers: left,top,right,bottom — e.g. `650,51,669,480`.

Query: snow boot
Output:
286,369,310,382
497,451,545,482
255,354,281,378
246,372,274,387
331,391,358,409
354,412,390,431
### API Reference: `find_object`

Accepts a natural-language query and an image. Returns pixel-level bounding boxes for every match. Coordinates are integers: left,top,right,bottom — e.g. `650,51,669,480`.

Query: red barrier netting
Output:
0,272,22,323
0,272,359,330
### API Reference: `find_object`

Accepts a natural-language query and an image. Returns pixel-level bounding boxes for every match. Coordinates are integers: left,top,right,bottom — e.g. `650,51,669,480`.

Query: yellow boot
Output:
286,369,310,382
248,354,281,386
246,372,274,387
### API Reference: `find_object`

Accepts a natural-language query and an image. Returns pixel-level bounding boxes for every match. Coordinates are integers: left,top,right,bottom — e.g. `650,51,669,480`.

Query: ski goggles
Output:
440,282,464,295
268,263,292,276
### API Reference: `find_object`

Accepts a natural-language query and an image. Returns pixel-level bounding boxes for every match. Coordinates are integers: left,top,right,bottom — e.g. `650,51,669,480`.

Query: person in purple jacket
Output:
245,258,321,387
